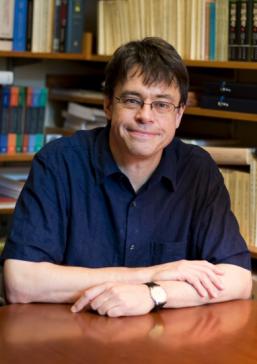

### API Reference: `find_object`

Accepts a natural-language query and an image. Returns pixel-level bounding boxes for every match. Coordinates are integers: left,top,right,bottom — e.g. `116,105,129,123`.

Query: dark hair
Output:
104,37,189,106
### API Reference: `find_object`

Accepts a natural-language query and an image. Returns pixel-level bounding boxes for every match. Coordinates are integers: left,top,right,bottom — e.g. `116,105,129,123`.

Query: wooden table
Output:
1,300,257,364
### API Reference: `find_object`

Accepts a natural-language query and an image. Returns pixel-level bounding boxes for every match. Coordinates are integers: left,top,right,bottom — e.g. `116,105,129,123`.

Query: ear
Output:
104,96,113,122
175,105,185,129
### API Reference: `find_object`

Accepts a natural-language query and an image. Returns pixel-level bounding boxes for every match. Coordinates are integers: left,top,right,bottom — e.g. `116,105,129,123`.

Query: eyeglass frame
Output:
114,96,181,114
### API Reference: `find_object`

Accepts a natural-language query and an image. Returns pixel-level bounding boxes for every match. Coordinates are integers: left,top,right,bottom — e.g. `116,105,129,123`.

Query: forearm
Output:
3,259,153,304
161,264,252,308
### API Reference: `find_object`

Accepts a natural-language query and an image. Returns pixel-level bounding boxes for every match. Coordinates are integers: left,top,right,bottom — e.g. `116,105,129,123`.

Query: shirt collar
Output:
93,126,178,190
94,126,121,184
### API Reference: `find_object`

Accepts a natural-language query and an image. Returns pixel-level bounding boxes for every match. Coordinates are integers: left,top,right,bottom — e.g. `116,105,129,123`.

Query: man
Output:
1,38,252,317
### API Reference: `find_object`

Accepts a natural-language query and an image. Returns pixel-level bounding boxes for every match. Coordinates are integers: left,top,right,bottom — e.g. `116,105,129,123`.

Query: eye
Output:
154,101,171,111
122,97,142,106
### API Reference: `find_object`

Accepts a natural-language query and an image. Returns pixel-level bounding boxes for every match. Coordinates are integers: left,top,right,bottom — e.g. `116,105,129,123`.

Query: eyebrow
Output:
119,90,176,101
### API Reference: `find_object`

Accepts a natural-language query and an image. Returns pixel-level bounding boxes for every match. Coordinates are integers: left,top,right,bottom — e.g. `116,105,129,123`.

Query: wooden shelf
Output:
49,92,103,105
0,153,34,162
1,48,257,70
185,107,257,123
0,207,15,215
88,54,257,70
250,247,257,259
0,50,89,61
184,60,257,70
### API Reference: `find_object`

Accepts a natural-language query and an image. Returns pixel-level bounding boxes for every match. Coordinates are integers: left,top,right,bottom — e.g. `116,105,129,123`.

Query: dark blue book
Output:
0,87,10,154
52,0,62,52
13,0,28,51
65,0,86,53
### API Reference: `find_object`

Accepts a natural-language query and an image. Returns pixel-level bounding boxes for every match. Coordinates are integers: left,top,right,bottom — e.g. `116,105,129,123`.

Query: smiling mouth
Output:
127,128,160,138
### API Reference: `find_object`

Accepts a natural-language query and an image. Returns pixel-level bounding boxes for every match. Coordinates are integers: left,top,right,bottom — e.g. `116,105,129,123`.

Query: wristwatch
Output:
145,282,167,311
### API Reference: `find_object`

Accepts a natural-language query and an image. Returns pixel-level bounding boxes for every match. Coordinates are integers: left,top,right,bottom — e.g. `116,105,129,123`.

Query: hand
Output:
152,260,224,298
71,283,154,317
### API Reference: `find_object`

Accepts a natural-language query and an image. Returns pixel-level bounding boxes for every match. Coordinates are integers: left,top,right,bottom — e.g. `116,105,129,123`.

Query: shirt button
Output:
132,201,137,207
129,244,135,251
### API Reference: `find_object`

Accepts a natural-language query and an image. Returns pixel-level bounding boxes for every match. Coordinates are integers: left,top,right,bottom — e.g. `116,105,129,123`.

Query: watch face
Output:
151,285,167,306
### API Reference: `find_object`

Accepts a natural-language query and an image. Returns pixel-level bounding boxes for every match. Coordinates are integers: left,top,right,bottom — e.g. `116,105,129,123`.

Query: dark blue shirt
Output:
0,127,251,270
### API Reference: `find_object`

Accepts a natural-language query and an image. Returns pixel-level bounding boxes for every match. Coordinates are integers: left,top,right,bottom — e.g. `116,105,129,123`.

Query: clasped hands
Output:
71,260,224,317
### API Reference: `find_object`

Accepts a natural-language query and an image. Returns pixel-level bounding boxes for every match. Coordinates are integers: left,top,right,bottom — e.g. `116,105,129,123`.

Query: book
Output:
16,86,26,153
13,0,28,51
32,0,55,52
0,175,24,199
0,86,10,154
228,0,239,60
35,88,48,152
0,196,16,210
28,87,41,152
59,0,68,52
251,0,257,61
0,71,14,85
26,0,34,51
237,0,252,61
65,0,86,53
22,87,33,153
52,0,62,52
209,0,216,60
0,0,15,51
7,86,19,154
215,0,229,61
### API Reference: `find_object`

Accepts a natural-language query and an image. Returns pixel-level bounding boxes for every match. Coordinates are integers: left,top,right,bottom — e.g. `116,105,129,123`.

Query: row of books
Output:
197,146,257,249
97,0,257,62
0,86,48,154
229,0,257,61
0,166,29,211
0,0,86,53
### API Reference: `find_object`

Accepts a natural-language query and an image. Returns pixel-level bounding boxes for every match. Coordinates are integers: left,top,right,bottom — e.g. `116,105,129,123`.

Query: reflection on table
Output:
0,299,256,364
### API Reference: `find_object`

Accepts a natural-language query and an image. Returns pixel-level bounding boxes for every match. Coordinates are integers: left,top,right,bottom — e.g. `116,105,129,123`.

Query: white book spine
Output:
0,71,14,85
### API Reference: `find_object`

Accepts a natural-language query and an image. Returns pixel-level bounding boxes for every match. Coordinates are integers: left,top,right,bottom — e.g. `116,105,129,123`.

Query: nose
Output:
135,103,154,123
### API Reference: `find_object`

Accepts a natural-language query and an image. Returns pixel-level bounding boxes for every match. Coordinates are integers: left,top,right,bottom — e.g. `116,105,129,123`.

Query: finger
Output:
186,276,209,298
71,294,91,313
71,284,110,313
196,261,224,275
90,291,113,311
199,275,221,299
96,298,121,316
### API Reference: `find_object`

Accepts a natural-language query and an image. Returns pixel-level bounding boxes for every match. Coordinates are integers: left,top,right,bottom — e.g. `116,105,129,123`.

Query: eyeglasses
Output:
114,96,180,114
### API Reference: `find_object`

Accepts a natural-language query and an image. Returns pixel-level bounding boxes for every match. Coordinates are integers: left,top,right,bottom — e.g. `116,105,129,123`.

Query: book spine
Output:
228,0,240,60
251,0,257,60
26,0,34,51
0,87,10,154
16,86,25,153
34,87,47,152
0,0,15,51
59,0,68,52
22,87,33,153
209,1,216,60
0,71,14,85
65,0,85,53
7,86,19,154
237,0,252,61
13,0,28,51
28,87,40,153
52,0,62,52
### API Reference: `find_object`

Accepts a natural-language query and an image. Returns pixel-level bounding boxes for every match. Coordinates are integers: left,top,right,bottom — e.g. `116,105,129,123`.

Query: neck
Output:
110,145,162,192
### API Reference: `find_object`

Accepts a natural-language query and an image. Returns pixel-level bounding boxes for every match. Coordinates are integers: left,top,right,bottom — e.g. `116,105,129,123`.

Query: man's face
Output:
104,70,185,164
